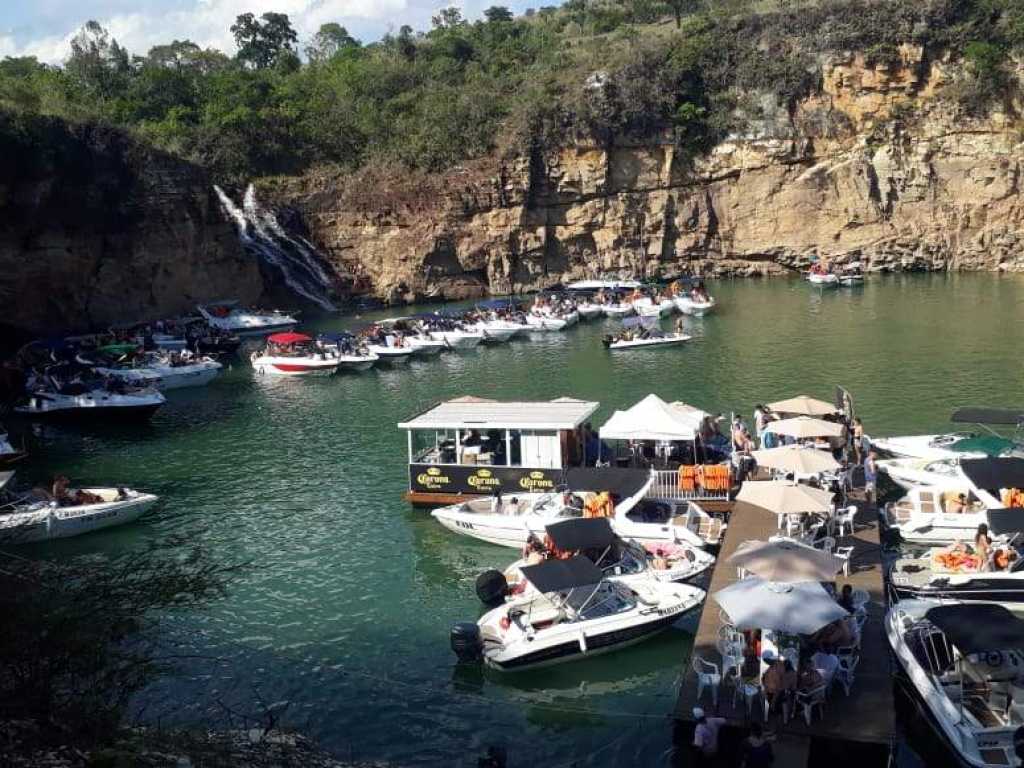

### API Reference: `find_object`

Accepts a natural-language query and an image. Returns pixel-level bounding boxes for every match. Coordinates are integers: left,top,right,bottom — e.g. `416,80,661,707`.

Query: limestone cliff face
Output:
269,45,1024,303
0,116,263,336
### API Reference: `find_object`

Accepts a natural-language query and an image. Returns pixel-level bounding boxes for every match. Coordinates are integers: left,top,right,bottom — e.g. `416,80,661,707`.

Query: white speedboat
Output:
612,497,725,549
318,333,380,371
870,432,980,460
636,302,665,318
489,519,714,605
884,486,997,546
0,473,158,544
891,544,1024,603
674,295,716,316
474,320,522,343
576,302,604,319
429,329,484,350
150,332,187,351
405,335,446,355
431,473,654,548
838,262,865,286
451,556,705,671
525,313,568,332
878,457,966,490
89,352,223,391
250,332,340,376
605,332,691,350
807,271,839,287
602,303,635,318
566,279,642,292
197,300,298,337
16,384,165,422
364,337,416,365
886,600,1024,768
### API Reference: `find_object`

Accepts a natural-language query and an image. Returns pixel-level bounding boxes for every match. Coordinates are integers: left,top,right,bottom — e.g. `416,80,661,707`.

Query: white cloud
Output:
1,0,415,63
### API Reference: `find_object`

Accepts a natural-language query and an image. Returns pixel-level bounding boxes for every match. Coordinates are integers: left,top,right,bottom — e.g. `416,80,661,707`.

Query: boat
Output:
15,372,165,422
525,312,569,332
807,265,839,287
890,541,1024,603
576,302,604,319
878,457,967,491
184,321,243,357
871,432,984,460
674,292,716,317
473,319,522,343
484,518,714,606
611,496,725,549
838,262,865,286
602,302,635,318
884,483,1002,546
566,278,642,292
196,300,298,337
886,600,1024,768
360,331,416,365
604,331,691,350
250,332,340,376
0,430,27,467
0,471,158,544
85,350,223,391
430,470,654,548
317,333,380,371
450,555,705,671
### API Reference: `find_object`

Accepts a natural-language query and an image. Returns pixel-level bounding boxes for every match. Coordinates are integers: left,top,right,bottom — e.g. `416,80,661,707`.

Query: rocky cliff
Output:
266,44,1024,303
0,115,263,337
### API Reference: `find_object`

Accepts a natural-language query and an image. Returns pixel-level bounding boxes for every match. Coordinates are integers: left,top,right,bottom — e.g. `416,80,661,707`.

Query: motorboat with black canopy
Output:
872,407,1024,461
452,555,705,671
888,599,1024,768
603,316,691,350
430,467,654,548
15,365,166,422
317,332,379,371
953,408,1024,427
488,517,713,602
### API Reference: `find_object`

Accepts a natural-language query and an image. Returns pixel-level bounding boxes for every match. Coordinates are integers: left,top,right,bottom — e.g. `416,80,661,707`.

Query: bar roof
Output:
398,397,599,431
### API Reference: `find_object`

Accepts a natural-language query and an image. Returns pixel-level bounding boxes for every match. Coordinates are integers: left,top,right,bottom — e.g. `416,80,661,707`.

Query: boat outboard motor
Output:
450,622,483,662
475,569,509,606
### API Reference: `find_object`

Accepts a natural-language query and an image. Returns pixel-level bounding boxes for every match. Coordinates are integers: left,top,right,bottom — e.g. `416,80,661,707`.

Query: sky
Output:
0,0,535,63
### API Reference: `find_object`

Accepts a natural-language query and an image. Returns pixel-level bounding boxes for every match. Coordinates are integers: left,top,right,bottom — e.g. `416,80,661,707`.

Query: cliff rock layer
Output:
270,45,1024,303
0,115,263,336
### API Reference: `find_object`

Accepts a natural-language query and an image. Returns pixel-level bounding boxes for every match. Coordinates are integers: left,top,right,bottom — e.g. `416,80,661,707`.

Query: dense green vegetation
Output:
1,0,1023,182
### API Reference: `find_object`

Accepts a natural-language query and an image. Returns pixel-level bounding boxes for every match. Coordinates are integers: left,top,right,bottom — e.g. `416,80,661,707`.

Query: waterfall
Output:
214,184,337,312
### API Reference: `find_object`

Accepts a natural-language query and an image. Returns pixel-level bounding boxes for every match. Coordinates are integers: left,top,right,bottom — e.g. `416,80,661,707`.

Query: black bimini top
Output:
960,458,1024,491
926,604,1024,653
951,407,1024,426
983,508,1024,537
562,467,651,500
520,556,605,593
545,518,616,551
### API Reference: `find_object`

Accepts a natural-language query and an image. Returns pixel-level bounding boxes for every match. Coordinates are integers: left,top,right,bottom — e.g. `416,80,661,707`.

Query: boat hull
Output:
0,493,157,544
15,397,163,422
251,355,340,376
608,335,691,350
430,332,483,350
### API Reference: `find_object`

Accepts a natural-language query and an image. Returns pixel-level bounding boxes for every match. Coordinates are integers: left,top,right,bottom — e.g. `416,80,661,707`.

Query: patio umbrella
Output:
766,395,838,417
735,480,834,516
751,445,840,475
714,577,849,634
763,417,845,440
728,539,844,583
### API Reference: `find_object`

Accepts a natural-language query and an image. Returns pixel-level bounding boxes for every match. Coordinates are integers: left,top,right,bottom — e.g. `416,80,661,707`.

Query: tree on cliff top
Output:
231,12,298,69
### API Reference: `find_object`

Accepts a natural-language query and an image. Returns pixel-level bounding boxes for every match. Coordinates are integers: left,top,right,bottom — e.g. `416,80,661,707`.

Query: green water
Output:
12,272,1024,766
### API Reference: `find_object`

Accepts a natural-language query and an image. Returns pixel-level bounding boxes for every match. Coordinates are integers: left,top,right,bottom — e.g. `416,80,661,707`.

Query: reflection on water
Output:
10,273,1024,765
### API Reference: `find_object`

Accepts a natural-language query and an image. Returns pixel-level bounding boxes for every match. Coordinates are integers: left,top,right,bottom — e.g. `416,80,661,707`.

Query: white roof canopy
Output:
398,398,599,431
599,394,704,442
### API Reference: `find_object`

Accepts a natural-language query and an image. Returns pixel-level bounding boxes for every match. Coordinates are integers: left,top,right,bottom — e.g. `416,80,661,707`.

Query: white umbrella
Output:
751,445,840,475
766,395,838,417
714,577,849,634
763,416,844,440
735,480,834,516
728,539,844,583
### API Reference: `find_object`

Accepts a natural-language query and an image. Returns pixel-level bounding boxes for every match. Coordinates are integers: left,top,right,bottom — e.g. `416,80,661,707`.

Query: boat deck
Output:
674,496,894,758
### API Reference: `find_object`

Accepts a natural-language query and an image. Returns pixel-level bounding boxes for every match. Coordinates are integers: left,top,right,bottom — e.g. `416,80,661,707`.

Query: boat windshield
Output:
562,581,636,620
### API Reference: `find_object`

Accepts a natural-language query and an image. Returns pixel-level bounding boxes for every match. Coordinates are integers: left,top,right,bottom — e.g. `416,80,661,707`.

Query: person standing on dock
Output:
864,451,878,504
692,707,727,766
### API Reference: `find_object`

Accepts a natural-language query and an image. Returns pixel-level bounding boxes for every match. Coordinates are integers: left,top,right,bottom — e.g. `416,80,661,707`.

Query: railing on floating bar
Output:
648,469,731,502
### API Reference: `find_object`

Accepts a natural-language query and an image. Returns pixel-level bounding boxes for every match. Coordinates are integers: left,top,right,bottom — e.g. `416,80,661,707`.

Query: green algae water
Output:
12,272,1024,766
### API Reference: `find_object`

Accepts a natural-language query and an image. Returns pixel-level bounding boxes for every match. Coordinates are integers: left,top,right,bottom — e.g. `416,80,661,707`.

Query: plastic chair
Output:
835,545,855,576
835,505,857,537
851,588,870,611
733,678,764,720
818,536,836,554
836,654,860,696
692,656,721,707
796,684,828,725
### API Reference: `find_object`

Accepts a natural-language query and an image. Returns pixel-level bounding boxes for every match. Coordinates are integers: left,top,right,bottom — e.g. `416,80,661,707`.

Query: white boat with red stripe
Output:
251,332,341,376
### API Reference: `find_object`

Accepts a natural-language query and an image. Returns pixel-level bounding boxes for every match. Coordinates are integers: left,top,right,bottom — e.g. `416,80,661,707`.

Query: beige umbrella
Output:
763,416,845,439
728,538,844,583
735,480,834,516
766,395,837,417
751,445,840,475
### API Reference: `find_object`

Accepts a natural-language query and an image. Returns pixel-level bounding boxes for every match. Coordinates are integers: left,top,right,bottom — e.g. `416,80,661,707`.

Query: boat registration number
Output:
456,520,475,530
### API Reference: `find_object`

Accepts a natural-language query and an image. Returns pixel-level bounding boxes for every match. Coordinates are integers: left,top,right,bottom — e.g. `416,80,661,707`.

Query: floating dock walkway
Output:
673,497,894,766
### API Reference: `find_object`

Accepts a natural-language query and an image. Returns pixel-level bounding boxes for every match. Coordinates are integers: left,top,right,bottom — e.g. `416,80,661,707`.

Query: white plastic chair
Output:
835,505,857,537
836,654,860,696
733,678,764,720
851,588,870,611
818,536,836,554
835,545,855,576
796,684,827,725
692,656,721,707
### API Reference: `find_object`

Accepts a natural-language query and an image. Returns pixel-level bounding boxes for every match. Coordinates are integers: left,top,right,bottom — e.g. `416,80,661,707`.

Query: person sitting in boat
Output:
947,493,968,514
976,523,994,571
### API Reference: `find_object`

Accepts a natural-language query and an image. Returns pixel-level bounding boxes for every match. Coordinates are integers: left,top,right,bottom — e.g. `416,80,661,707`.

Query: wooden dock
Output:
674,497,894,764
